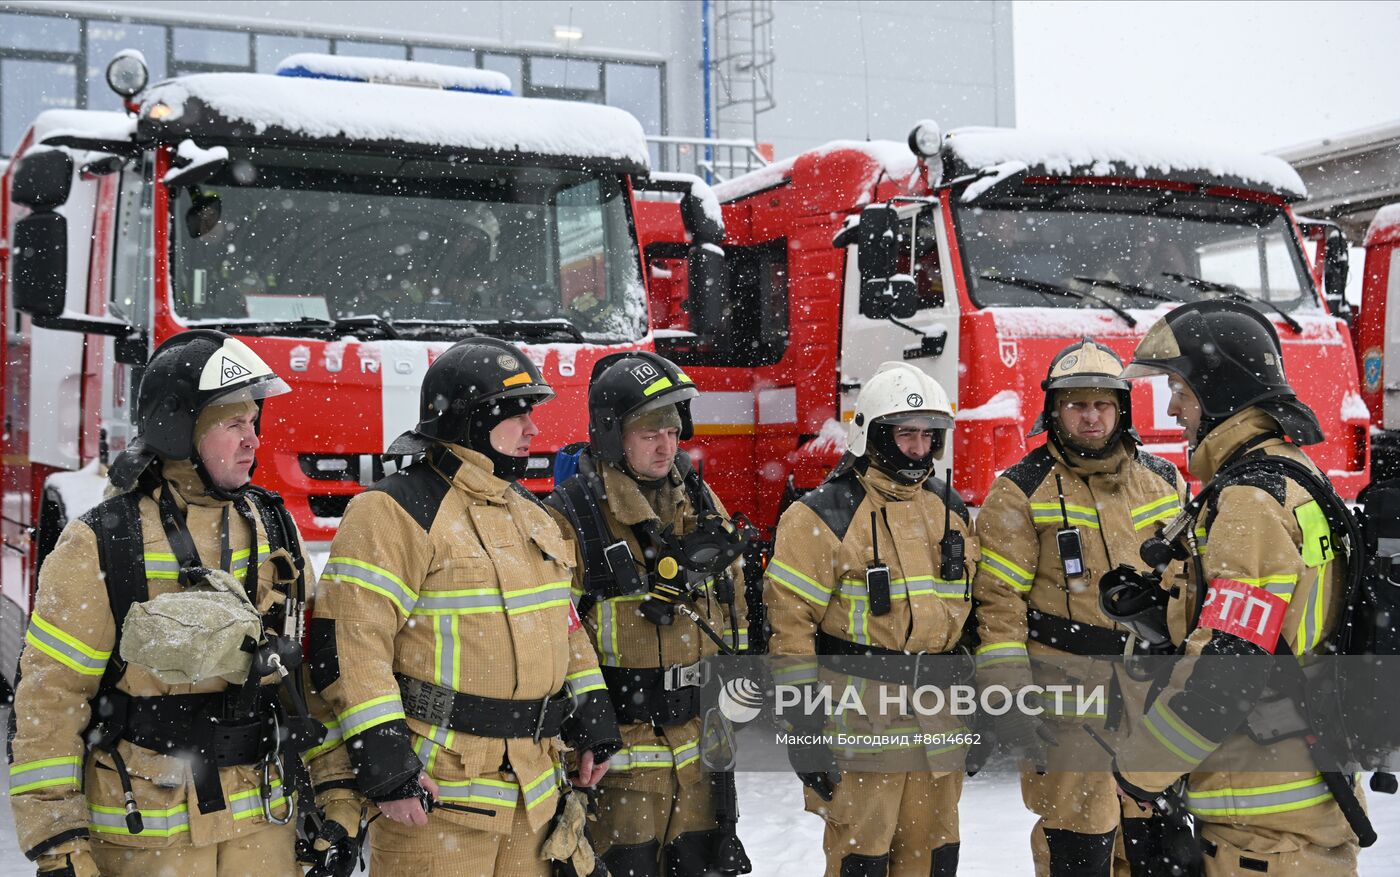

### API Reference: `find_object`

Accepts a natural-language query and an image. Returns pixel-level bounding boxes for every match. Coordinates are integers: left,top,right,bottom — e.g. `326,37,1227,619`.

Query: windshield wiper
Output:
468,319,587,344
1073,275,1183,304
1159,273,1302,333
978,272,1137,327
190,315,398,340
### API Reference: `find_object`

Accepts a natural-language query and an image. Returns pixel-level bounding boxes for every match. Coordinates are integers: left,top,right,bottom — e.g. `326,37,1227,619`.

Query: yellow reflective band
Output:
323,557,418,616
643,377,674,396
566,669,608,696
502,372,534,387
979,549,1033,593
677,372,693,384
338,694,407,738
27,614,111,676
9,756,82,795
1186,775,1332,817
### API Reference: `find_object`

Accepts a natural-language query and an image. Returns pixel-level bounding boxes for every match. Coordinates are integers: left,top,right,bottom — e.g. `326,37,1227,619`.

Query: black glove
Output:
306,818,362,877
994,710,1056,769
788,741,841,802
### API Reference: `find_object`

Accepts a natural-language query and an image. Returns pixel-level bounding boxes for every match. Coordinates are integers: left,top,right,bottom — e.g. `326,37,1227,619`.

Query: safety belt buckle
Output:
665,662,703,691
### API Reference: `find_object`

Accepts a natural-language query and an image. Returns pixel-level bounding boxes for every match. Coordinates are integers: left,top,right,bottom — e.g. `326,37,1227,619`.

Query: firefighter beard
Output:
307,442,621,877
764,460,978,877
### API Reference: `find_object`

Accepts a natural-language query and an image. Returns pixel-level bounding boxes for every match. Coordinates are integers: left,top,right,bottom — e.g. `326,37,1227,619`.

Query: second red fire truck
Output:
639,122,1369,541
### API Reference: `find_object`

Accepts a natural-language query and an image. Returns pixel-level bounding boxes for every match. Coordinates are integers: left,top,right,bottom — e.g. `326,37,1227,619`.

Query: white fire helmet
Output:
847,361,955,458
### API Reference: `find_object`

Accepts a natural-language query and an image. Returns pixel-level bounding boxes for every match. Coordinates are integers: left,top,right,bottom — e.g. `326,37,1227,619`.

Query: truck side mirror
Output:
11,149,74,209
857,204,900,282
12,212,68,318
687,242,726,325
1323,227,1350,321
680,191,724,246
855,204,919,319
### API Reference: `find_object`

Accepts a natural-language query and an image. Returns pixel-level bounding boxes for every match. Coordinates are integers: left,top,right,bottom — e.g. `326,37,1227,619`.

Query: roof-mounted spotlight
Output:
106,49,149,99
553,25,584,42
908,119,942,159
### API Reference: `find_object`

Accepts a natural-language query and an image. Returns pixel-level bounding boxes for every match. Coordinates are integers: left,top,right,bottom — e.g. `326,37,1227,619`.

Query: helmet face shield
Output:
874,412,954,431
205,375,292,408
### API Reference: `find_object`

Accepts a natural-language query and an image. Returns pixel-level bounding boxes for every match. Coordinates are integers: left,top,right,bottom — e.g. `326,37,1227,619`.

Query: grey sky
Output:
1013,0,1400,152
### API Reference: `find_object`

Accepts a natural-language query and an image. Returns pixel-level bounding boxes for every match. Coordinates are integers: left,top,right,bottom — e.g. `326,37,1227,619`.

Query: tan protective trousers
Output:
1023,770,1156,877
1200,826,1358,876
90,822,298,877
369,802,549,877
592,770,717,858
805,771,963,877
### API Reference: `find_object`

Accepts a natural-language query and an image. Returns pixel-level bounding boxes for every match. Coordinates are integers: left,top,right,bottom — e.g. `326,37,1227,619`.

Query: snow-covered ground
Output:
2,772,1397,874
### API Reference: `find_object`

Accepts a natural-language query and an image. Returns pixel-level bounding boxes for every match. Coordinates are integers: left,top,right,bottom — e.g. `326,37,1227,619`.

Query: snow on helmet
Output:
845,358,957,467
1121,299,1321,445
109,330,290,490
1031,338,1138,457
587,351,698,464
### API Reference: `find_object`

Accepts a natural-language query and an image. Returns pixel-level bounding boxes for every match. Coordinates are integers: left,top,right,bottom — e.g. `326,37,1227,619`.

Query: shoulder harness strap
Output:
79,492,146,692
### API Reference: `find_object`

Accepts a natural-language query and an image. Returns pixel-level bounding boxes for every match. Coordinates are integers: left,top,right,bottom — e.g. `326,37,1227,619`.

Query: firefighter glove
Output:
788,741,841,801
542,789,602,875
119,566,261,685
306,791,366,877
994,710,1056,768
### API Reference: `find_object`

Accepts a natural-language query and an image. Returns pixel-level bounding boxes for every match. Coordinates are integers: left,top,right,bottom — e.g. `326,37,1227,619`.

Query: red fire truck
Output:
640,123,1369,539
1357,204,1400,479
0,53,721,626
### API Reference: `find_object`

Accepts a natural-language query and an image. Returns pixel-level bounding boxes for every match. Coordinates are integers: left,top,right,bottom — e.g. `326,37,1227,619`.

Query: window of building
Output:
257,35,331,72
173,28,251,69
335,40,407,60
605,62,663,134
0,12,80,52
411,47,478,69
2,59,77,154
482,54,524,94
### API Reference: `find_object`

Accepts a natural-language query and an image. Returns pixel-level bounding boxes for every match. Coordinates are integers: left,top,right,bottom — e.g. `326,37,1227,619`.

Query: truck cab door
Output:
839,203,960,470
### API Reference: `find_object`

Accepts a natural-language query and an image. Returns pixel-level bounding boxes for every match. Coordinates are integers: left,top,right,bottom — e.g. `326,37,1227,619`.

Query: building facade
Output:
1,0,1013,172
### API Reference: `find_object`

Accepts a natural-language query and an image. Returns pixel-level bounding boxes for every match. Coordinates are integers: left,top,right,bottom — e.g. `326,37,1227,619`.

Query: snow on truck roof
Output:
943,127,1307,200
1364,203,1400,246
712,139,916,203
27,109,136,147
138,70,650,170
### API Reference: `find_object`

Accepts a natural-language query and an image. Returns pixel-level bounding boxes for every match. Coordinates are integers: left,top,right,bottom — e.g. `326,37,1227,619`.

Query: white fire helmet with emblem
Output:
108,330,290,490
847,361,955,458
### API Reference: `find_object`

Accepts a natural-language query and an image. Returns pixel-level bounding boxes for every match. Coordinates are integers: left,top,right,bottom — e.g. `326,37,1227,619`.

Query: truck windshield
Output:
169,147,647,342
956,190,1316,312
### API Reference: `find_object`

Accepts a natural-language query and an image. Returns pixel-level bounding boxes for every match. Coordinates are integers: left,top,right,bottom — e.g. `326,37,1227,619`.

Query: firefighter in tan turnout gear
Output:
1113,300,1363,876
766,361,977,877
307,338,620,877
546,351,752,876
9,330,321,877
972,339,1187,877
